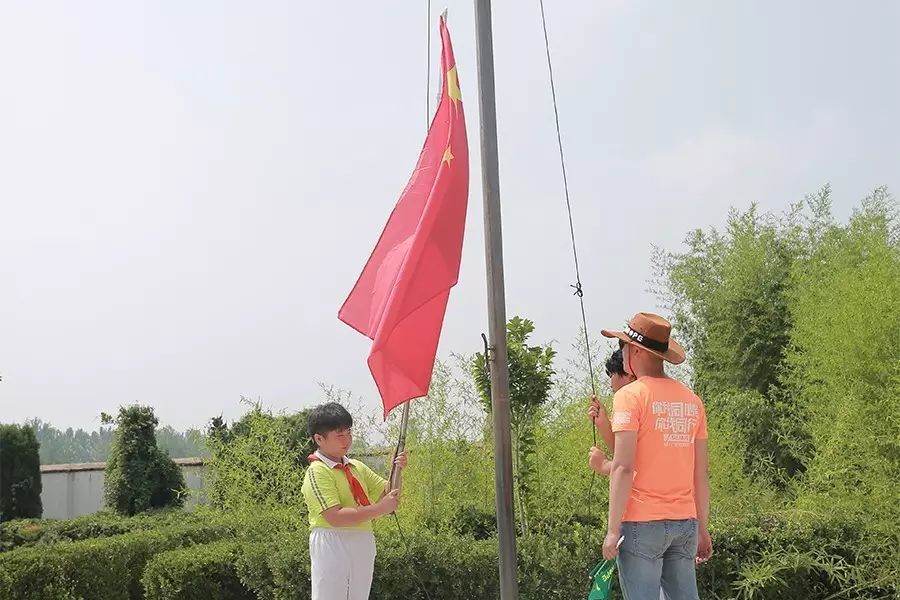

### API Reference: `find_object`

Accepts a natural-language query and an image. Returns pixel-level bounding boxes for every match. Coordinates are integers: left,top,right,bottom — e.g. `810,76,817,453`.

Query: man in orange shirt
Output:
598,313,713,600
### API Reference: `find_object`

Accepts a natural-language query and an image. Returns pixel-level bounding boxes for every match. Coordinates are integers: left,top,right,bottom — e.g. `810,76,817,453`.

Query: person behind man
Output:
588,348,636,475
598,312,712,600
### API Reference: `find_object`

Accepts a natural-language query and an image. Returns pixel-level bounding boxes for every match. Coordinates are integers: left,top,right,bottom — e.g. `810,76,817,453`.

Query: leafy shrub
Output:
0,522,237,599
2,507,896,599
103,406,186,515
205,404,308,511
143,540,254,600
0,424,43,521
0,508,216,553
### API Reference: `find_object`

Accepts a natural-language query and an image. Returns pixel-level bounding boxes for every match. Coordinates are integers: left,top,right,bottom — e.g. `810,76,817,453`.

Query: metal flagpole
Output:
472,0,519,597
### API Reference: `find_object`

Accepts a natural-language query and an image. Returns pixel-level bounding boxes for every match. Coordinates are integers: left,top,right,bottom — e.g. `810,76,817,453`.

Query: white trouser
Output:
310,528,377,600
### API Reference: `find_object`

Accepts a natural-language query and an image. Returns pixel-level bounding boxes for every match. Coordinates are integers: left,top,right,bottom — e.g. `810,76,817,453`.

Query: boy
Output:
301,402,407,600
588,348,636,476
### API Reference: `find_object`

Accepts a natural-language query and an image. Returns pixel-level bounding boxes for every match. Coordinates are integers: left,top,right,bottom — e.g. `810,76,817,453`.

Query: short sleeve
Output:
612,387,641,433
695,398,708,441
303,463,340,515
352,460,388,500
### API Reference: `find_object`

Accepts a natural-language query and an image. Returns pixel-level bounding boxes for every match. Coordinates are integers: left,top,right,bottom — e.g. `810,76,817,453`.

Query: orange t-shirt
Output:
611,376,708,522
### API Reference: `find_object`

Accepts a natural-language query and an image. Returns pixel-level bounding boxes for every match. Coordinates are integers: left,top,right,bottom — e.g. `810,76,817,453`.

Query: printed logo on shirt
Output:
652,401,698,447
612,411,632,426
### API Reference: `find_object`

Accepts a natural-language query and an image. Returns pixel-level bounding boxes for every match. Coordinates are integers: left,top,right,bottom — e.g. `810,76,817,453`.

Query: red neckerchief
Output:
308,453,371,507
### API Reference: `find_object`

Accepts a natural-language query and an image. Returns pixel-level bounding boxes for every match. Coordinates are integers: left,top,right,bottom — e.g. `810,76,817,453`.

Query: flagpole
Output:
388,401,410,491
472,1,519,598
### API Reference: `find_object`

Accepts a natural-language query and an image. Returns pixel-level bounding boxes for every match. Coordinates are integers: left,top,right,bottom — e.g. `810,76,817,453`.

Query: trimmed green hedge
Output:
140,515,898,600
0,522,237,599
2,509,897,599
143,539,253,600
0,508,192,553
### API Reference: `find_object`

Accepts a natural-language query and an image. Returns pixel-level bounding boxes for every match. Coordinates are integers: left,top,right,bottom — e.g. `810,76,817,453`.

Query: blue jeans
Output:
617,519,699,600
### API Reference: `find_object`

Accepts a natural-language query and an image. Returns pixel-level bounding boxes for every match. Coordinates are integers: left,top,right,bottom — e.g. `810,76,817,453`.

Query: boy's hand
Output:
379,489,400,515
587,395,606,428
393,451,408,470
588,446,609,474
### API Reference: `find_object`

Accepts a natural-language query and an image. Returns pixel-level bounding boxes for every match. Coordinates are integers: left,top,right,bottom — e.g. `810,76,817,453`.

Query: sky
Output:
1,1,898,431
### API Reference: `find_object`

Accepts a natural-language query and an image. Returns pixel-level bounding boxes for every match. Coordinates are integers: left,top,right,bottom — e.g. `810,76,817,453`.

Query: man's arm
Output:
694,439,713,561
607,431,637,535
694,439,710,529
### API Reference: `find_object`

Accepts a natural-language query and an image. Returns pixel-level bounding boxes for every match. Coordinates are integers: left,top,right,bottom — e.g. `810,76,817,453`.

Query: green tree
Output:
651,191,839,483
0,424,43,521
472,316,555,534
205,403,311,511
155,426,206,459
783,188,900,530
102,406,186,516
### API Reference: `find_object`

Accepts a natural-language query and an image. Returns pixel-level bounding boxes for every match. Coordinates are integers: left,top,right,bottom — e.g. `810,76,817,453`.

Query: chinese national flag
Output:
338,17,468,418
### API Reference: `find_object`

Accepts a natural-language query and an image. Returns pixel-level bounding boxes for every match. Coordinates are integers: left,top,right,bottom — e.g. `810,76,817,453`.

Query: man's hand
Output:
602,530,622,560
393,451,408,470
696,527,713,563
378,489,400,515
588,446,609,475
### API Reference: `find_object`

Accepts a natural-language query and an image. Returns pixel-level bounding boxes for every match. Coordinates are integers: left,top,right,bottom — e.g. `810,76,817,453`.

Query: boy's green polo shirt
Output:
302,451,388,531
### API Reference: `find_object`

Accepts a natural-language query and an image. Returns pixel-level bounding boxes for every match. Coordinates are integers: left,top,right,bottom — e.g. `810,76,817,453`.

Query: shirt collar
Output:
314,450,350,469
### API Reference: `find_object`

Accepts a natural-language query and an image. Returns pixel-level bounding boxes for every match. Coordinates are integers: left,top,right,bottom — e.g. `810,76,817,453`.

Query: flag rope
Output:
386,4,435,600
537,0,603,549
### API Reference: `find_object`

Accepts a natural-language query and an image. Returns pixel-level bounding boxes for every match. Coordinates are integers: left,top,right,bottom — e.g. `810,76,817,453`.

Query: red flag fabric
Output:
339,17,468,418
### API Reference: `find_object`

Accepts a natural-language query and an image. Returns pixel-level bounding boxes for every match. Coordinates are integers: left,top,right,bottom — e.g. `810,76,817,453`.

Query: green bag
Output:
587,558,617,600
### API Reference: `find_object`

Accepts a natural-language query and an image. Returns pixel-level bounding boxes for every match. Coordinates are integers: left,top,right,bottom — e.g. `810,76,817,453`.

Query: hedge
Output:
145,521,877,600
3,510,897,599
0,522,237,599
142,539,254,600
0,508,192,553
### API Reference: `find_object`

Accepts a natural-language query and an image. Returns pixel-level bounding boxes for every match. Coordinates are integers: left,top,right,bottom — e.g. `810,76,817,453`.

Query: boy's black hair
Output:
605,348,627,377
307,402,353,439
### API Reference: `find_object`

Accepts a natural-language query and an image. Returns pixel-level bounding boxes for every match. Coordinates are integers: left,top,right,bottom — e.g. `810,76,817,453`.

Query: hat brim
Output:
601,329,686,365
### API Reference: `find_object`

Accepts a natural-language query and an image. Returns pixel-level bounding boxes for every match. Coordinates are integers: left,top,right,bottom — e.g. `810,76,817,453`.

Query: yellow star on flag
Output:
446,66,461,105
442,145,454,165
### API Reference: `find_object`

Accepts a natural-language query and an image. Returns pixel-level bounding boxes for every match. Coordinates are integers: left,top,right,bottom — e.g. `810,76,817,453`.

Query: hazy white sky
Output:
2,1,898,431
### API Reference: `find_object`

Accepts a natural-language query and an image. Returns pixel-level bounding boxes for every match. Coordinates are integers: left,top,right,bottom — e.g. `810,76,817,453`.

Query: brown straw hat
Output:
601,312,686,365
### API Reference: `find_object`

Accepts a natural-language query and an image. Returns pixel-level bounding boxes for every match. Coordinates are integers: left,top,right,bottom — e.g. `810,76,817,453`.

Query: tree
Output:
783,188,900,528
102,406,186,515
27,419,115,464
205,402,310,511
472,316,555,534
651,192,832,483
0,424,43,521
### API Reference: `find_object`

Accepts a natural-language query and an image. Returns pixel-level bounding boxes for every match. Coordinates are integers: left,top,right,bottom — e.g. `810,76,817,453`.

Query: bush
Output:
2,507,896,599
143,540,254,600
784,188,900,533
103,406,186,515
0,424,43,521
0,521,237,599
204,404,308,511
0,508,209,553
